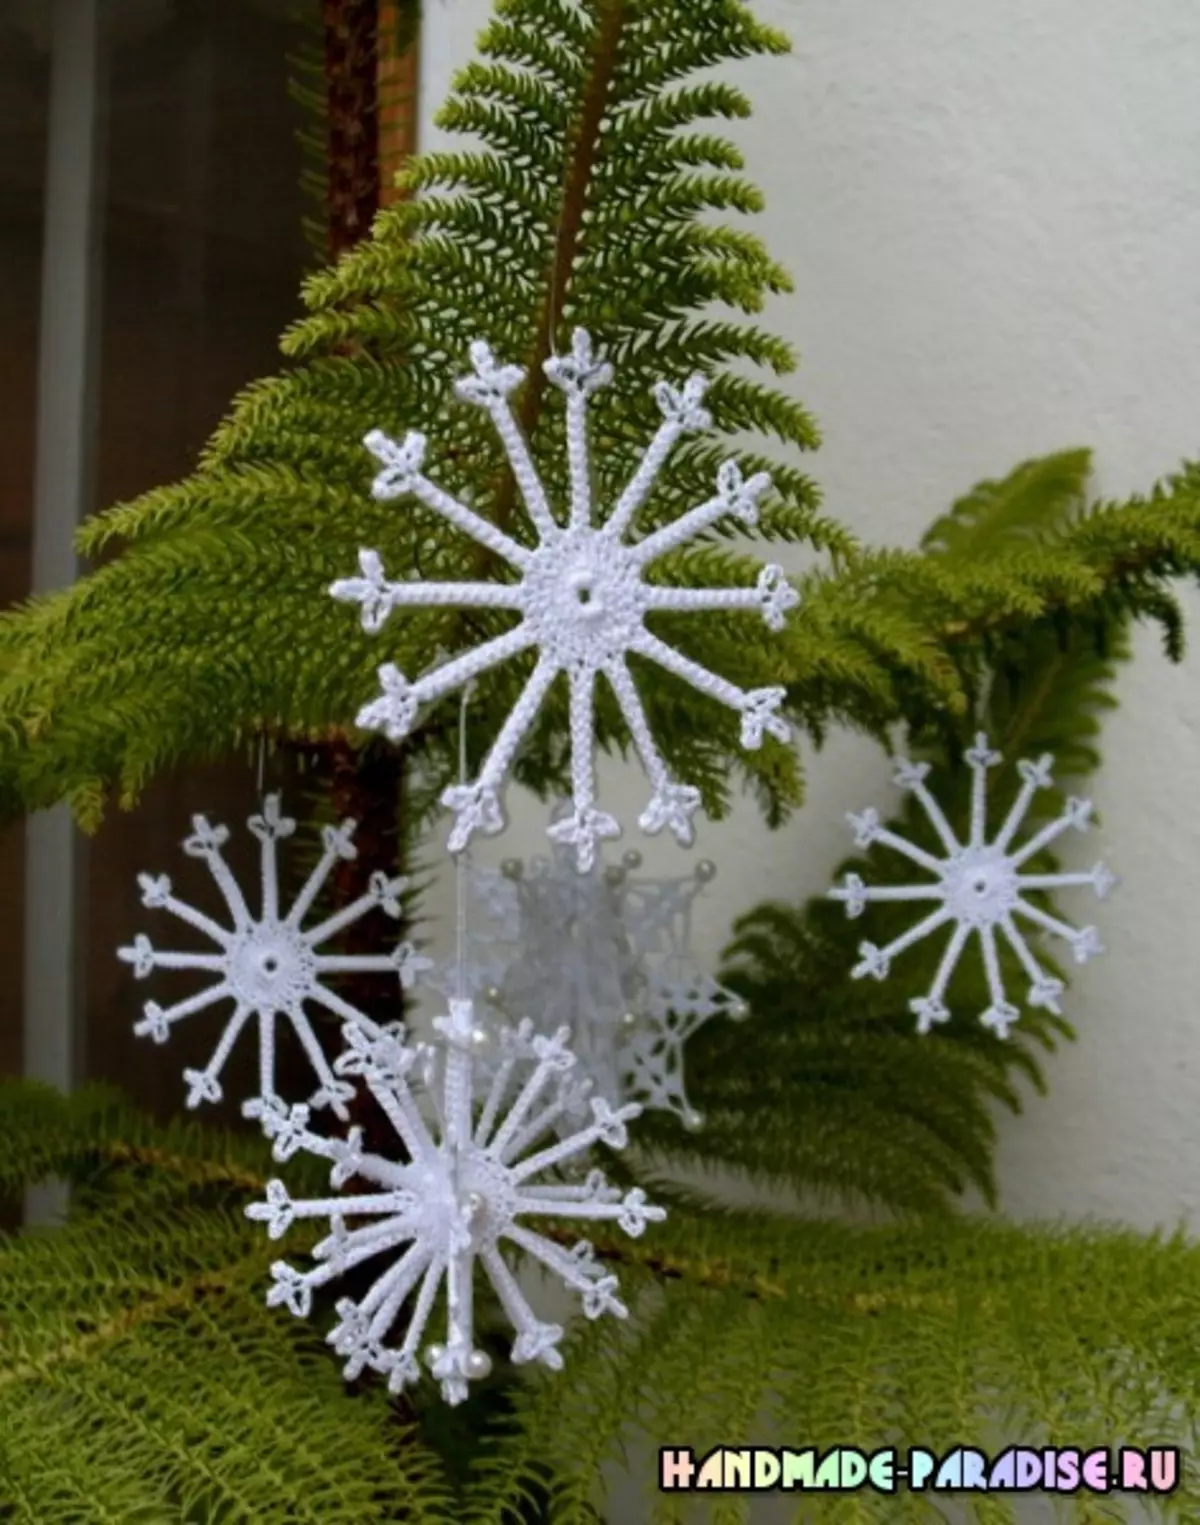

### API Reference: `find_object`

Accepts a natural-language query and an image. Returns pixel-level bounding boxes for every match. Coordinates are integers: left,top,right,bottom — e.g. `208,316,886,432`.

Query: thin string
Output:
256,732,267,796
545,204,565,362
678,890,693,984
453,683,474,1000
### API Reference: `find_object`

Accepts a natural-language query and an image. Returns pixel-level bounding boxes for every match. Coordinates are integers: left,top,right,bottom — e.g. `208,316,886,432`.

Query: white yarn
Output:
245,999,664,1405
118,794,431,1117
331,328,800,871
828,733,1116,1037
430,818,748,1128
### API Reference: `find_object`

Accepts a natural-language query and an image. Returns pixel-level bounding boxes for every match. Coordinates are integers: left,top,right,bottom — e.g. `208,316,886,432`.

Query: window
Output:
2,0,310,1119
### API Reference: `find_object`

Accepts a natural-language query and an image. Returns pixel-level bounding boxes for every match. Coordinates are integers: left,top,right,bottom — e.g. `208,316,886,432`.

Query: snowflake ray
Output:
118,794,430,1117
331,329,799,871
828,735,1116,1037
245,998,664,1405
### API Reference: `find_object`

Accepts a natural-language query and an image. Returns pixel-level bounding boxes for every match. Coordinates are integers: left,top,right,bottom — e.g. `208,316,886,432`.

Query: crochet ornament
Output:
431,821,746,1128
331,328,799,871
829,734,1115,1037
118,795,428,1117
245,997,664,1405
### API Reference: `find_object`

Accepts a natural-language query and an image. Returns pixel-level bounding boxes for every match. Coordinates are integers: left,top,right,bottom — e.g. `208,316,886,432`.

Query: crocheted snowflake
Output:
245,998,664,1405
331,328,798,870
118,795,430,1117
828,735,1115,1038
430,823,746,1128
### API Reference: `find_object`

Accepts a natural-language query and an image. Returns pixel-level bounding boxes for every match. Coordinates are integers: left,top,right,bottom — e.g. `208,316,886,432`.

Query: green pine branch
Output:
0,1086,450,1523
465,1205,1200,1523
6,1081,1200,1522
635,451,1141,1218
0,0,846,834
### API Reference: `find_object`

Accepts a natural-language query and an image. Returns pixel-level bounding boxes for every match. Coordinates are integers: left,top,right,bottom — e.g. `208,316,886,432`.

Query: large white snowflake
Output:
426,816,747,1128
828,734,1116,1038
330,328,799,871
245,997,664,1405
118,794,431,1117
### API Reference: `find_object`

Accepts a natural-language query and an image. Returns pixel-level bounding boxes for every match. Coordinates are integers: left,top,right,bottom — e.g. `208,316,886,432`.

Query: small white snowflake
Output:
434,822,746,1128
118,794,431,1117
331,328,799,871
244,998,664,1405
624,972,747,1126
828,734,1116,1038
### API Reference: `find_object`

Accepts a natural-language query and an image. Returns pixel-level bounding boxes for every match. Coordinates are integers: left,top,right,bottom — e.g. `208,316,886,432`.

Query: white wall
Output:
416,0,1200,1232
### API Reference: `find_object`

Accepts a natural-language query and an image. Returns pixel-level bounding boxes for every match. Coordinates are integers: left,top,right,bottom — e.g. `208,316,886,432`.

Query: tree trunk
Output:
319,0,419,1038
313,0,423,1397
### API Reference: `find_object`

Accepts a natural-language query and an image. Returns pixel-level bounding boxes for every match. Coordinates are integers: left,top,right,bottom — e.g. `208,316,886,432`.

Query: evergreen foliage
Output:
4,1083,1200,1522
664,450,1137,1218
0,1087,453,1524
5,0,1200,1520
0,0,840,831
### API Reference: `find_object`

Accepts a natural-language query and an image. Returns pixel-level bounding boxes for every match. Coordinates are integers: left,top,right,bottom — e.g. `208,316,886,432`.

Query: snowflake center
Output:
420,1145,516,1251
941,847,1019,927
229,926,316,1008
523,528,642,671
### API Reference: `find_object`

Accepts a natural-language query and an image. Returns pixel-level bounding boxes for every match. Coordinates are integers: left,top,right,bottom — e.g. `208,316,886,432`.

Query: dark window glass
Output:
0,6,51,1078
0,0,310,1110
89,1,308,1118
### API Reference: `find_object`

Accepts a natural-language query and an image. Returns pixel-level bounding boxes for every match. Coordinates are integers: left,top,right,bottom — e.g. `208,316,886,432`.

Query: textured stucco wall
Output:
416,0,1200,1233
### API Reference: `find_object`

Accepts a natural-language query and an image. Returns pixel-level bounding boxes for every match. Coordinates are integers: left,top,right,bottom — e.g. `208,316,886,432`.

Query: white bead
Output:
500,858,523,880
622,849,643,870
682,1108,705,1132
426,1343,446,1365
603,864,626,887
695,859,717,883
729,997,749,1021
619,1010,639,1032
466,1348,492,1380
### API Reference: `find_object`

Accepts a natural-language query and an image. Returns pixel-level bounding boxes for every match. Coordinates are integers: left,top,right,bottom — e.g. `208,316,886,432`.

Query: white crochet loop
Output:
330,329,799,870
828,734,1116,1038
117,794,431,1118
245,997,665,1406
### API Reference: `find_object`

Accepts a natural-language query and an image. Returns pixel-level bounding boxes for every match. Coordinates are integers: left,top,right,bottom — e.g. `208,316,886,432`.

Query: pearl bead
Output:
465,1191,485,1220
622,849,643,870
426,1343,446,1366
484,985,503,1006
603,865,626,887
466,1348,493,1380
500,858,523,880
682,1108,705,1132
695,859,717,883
729,997,749,1021
619,1010,639,1032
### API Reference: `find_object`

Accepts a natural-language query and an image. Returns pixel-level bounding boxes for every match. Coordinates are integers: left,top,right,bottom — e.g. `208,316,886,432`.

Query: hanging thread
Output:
453,682,475,1000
